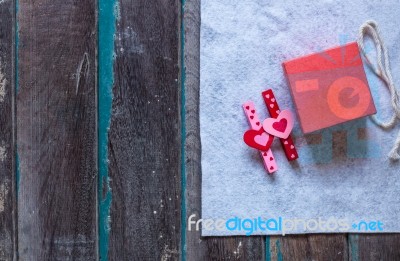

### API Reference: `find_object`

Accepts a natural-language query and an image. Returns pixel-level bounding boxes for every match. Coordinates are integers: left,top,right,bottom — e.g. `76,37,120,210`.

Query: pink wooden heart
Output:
262,110,294,139
254,132,269,145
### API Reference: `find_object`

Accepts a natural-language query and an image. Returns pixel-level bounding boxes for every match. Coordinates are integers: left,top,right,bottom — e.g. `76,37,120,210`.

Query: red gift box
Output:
283,42,376,133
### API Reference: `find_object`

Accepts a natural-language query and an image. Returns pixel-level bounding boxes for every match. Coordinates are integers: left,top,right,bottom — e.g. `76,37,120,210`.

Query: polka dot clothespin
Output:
242,89,298,174
243,101,278,174
262,89,298,161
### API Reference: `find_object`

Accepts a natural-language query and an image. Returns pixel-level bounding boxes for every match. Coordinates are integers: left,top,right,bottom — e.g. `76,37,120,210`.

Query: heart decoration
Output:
262,110,294,139
243,128,274,151
242,90,299,173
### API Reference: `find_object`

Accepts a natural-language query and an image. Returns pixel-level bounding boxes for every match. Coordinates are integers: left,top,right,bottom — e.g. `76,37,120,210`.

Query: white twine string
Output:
357,20,400,160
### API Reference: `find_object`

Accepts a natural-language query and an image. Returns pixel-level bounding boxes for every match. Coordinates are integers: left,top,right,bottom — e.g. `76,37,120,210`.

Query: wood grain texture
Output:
268,235,348,261
107,1,181,260
183,0,265,260
0,0,16,259
350,234,400,261
204,237,265,261
17,0,97,259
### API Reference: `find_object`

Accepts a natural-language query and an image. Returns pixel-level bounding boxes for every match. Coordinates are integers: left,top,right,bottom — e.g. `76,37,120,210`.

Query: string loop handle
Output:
358,20,400,160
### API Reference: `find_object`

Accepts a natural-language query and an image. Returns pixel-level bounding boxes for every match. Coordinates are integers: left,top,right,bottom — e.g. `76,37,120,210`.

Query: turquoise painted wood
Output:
98,0,116,259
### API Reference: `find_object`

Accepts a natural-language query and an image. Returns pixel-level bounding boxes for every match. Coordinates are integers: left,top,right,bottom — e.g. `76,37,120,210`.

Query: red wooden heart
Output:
272,118,287,133
243,128,274,151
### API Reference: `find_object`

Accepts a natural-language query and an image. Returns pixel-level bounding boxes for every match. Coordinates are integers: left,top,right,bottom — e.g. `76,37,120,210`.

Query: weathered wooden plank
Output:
17,0,97,259
106,1,181,260
183,0,265,260
182,0,205,259
204,237,266,261
350,234,400,261
268,235,348,261
0,0,16,259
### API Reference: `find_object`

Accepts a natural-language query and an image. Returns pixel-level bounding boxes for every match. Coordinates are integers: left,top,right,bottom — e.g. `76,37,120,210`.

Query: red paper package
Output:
283,42,376,134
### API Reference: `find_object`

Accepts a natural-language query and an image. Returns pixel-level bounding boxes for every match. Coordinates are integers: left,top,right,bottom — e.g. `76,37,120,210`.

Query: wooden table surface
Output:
0,0,399,260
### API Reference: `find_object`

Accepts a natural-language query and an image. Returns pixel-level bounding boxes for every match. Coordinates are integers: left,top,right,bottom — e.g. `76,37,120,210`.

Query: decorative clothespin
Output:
242,90,298,174
262,90,298,161
243,101,278,174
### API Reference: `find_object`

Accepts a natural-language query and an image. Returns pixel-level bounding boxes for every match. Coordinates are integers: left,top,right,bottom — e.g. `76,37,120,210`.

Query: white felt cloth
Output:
200,0,400,236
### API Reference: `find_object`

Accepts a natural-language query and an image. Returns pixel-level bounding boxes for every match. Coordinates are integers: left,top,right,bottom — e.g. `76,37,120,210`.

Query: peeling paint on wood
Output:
161,245,179,261
115,27,145,55
0,183,8,213
98,0,118,259
0,145,6,162
0,0,15,259
0,62,6,102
